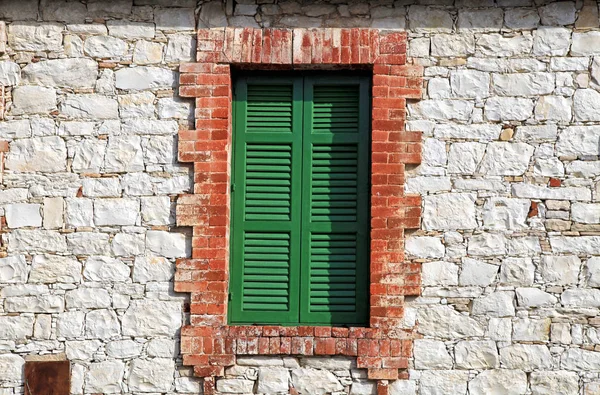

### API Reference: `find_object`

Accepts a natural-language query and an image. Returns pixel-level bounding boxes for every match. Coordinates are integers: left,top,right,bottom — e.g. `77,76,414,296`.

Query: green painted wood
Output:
300,76,370,326
230,74,370,326
229,77,303,325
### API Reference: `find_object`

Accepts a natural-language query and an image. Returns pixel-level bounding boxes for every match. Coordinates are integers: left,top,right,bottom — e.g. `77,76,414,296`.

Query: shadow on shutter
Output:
301,78,370,326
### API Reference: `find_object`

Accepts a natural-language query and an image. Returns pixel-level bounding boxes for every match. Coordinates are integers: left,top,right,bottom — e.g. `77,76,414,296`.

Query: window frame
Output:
229,72,372,327
175,28,424,386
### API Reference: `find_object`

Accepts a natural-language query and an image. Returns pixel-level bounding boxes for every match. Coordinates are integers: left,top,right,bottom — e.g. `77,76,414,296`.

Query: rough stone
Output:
104,136,145,173
480,143,534,176
57,311,85,338
405,236,444,259
129,358,175,392
422,261,459,286
534,27,571,56
499,258,534,286
505,8,540,29
447,142,486,175
5,203,42,228
257,367,289,394
72,140,107,173
146,230,188,258
131,256,173,284
84,256,130,282
409,6,453,33
535,96,572,122
10,86,57,115
0,315,34,340
455,340,499,369
459,258,498,286
434,124,501,140
65,198,94,227
468,369,527,395
423,193,477,230
0,354,25,382
539,1,577,25
29,254,81,283
66,232,111,255
133,40,164,64
530,371,579,395
291,368,344,394
165,34,195,62
485,97,535,121
586,257,600,287
468,233,507,257
557,126,600,157
417,305,484,339
61,94,119,120
431,34,475,57
115,66,175,90
418,371,469,395
84,35,128,58
516,288,557,307
22,58,98,89
4,295,64,313
561,289,600,308
8,229,68,254
477,34,533,57
563,348,600,372
198,1,228,28
112,233,145,257
66,340,102,360
0,255,28,283
512,318,551,342
409,99,474,121
118,91,156,118
86,360,125,394
413,339,452,369
0,61,20,86
539,256,581,285
8,23,63,51
106,340,143,359
122,300,182,336
483,198,530,230
66,288,111,309
472,291,515,317
107,20,155,39
155,8,196,31
94,198,139,226
572,31,600,55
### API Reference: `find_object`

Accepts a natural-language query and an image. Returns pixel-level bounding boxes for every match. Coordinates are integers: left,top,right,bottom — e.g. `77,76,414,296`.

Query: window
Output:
229,73,371,327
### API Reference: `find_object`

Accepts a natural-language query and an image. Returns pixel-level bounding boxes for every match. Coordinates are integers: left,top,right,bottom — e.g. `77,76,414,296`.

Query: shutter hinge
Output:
231,183,235,192
228,293,232,301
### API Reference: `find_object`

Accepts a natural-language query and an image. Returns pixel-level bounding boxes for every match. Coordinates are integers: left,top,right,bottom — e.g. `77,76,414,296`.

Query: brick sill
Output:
181,324,412,380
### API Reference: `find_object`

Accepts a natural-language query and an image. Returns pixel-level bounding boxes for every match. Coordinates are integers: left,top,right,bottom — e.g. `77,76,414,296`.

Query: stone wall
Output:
0,0,198,393
0,0,599,395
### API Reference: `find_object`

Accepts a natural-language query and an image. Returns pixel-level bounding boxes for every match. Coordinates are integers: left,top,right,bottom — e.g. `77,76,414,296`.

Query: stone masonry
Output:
0,1,599,395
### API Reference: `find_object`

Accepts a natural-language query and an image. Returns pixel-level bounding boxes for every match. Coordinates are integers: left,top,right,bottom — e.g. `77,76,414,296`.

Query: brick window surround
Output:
175,27,423,394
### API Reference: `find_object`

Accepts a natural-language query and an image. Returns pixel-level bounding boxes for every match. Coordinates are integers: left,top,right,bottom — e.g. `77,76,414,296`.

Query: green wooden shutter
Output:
229,77,303,325
299,77,370,326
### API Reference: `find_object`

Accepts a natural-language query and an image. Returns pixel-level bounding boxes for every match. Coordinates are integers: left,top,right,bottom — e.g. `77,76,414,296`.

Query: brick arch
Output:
174,27,423,394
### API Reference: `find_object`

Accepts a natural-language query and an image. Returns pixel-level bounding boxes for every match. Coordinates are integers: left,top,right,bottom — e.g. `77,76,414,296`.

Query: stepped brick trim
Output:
175,27,423,393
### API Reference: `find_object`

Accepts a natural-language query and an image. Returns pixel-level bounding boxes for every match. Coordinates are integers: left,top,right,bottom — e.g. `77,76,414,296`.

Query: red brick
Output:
368,368,399,380
177,27,422,381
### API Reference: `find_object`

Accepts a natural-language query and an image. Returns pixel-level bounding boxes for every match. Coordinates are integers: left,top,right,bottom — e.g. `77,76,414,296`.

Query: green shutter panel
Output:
300,77,370,325
229,78,303,325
